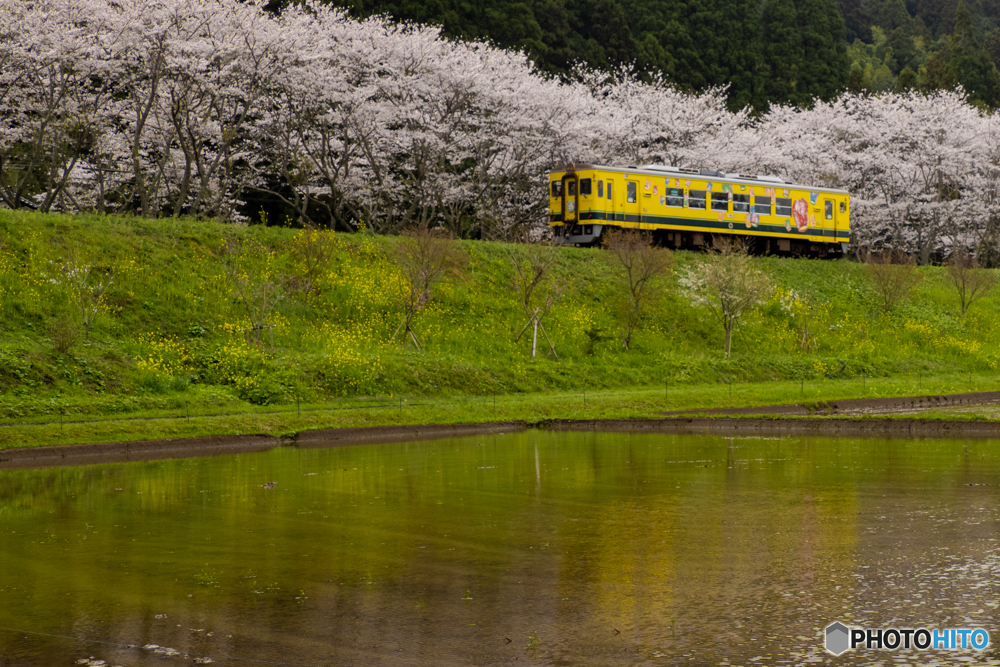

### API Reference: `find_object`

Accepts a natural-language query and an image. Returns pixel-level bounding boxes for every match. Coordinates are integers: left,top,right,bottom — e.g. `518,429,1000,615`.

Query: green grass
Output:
2,371,998,449
1,209,999,450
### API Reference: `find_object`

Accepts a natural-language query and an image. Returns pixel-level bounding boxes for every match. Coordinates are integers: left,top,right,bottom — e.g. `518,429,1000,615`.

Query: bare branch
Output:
218,237,284,347
861,249,922,314
288,226,339,298
507,241,562,358
945,249,996,316
392,227,466,350
602,230,673,350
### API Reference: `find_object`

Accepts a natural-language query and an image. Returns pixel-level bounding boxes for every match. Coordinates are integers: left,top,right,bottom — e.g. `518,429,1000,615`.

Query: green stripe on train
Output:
565,211,851,240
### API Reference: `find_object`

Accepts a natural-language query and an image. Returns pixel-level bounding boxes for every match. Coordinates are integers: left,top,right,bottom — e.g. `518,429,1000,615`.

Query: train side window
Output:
688,190,706,209
568,180,576,196
551,181,563,197
607,182,613,200
825,200,833,219
666,187,683,207
753,196,772,215
840,201,846,213
733,194,750,213
597,180,603,198
711,192,728,211
627,182,636,203
580,178,592,195
776,197,792,216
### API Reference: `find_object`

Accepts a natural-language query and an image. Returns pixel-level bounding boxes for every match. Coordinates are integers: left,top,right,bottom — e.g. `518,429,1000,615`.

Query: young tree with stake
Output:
508,242,562,358
391,227,465,350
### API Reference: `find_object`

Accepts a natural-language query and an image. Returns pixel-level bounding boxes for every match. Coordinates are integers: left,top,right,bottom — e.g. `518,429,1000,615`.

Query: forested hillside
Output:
323,0,1000,109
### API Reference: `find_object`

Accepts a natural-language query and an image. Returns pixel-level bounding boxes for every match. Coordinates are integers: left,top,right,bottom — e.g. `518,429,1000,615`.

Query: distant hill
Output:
313,0,1000,109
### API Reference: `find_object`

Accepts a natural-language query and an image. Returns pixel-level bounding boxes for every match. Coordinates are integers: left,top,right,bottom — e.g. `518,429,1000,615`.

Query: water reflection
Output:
1,430,999,665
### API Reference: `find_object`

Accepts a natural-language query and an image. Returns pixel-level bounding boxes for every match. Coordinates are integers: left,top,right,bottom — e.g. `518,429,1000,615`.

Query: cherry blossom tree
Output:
256,5,391,230
755,91,992,262
158,0,285,219
0,0,119,211
581,67,749,169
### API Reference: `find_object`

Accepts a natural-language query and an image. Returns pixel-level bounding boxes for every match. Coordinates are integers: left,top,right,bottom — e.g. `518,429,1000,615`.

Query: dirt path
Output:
661,390,1000,417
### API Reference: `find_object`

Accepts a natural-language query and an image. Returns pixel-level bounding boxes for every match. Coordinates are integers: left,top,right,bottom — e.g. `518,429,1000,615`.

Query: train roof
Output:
553,163,850,196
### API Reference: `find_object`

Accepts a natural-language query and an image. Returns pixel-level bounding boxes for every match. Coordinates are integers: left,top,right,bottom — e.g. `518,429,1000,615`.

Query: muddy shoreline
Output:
0,422,529,469
2,394,1000,469
544,416,1000,439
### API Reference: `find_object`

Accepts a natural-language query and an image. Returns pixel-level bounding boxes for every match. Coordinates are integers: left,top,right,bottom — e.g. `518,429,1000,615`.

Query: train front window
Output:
567,180,576,196
711,192,728,211
688,190,706,209
733,194,750,213
627,182,636,203
776,197,792,217
753,196,772,215
666,188,683,207
580,178,592,195
825,200,833,219
551,181,562,197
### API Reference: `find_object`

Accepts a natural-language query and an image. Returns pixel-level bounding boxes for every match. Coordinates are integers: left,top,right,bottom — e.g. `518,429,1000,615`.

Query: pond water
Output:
1,430,999,666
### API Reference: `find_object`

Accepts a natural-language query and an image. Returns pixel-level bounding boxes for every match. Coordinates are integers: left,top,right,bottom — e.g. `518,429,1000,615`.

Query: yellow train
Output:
549,163,850,256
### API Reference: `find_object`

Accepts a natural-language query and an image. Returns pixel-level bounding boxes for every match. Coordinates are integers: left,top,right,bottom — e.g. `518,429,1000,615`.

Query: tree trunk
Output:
531,317,538,358
724,318,734,359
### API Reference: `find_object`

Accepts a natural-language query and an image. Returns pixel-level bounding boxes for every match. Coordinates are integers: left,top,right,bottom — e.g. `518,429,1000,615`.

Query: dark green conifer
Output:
762,0,803,104
914,0,959,37
847,61,868,91
875,0,912,32
793,0,850,103
944,0,1000,106
896,65,919,89
838,0,872,42
587,0,639,65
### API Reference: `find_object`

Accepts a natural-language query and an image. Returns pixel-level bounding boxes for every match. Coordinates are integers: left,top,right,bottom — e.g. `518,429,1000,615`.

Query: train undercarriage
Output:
553,223,848,258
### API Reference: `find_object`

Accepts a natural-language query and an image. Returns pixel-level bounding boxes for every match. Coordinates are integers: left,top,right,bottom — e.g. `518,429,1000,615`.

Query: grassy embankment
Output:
1,210,999,449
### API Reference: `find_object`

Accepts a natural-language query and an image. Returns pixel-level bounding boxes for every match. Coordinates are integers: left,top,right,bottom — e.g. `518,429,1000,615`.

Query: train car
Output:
549,163,850,256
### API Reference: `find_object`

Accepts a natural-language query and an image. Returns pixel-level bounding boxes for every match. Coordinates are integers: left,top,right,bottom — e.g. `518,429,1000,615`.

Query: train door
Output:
562,175,578,227
605,178,614,222
596,178,605,220
838,198,848,241
824,198,835,242
622,177,640,225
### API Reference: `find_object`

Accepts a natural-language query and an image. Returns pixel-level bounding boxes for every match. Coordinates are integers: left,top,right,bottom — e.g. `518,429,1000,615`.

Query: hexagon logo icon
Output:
825,621,851,656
